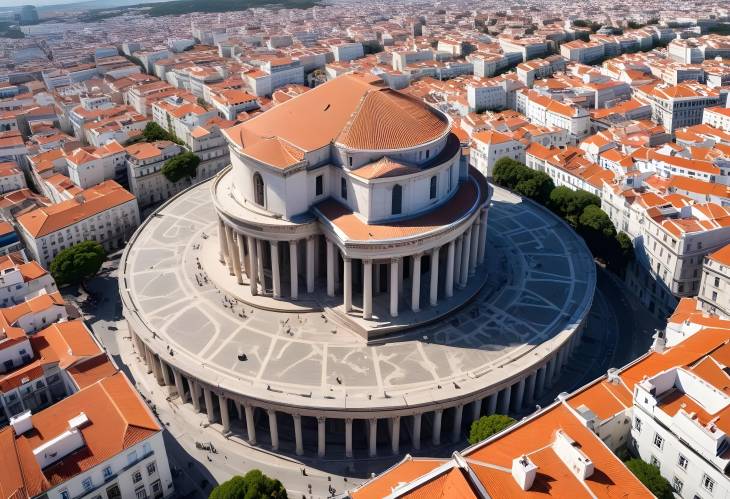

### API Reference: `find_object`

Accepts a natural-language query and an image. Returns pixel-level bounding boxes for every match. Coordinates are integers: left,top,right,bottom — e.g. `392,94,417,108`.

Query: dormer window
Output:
392,185,402,215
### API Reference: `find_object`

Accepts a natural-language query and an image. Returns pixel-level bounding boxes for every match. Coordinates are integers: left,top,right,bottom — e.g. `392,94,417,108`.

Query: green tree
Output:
548,187,600,225
468,414,516,445
625,459,673,499
577,205,618,263
142,122,173,142
196,97,209,110
515,171,554,205
493,157,531,189
50,241,106,286
162,151,200,183
209,470,287,499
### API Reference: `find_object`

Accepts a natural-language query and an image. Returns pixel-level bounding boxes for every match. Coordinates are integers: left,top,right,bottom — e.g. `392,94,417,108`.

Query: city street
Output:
68,244,663,498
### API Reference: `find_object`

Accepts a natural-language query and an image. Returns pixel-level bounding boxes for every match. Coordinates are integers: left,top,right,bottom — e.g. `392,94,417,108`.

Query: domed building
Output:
121,73,594,460
214,73,490,336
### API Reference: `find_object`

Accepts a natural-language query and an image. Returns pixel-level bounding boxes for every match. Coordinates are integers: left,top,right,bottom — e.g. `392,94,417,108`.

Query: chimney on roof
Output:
9,410,33,435
607,367,621,384
552,430,594,480
651,328,666,353
512,454,538,491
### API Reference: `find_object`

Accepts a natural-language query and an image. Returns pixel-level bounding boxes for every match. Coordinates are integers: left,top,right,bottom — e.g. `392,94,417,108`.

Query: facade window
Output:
147,462,157,475
82,477,93,491
672,477,683,493
133,471,143,483
650,455,660,467
135,486,148,499
653,433,663,449
103,466,113,479
703,474,715,493
340,178,347,200
429,176,437,199
392,185,402,215
633,417,642,433
60,491,69,499
678,454,688,470
253,172,265,206
315,175,323,196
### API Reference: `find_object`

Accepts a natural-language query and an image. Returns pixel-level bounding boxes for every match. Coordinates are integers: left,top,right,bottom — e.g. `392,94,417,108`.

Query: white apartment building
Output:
466,82,507,113
0,252,57,308
516,90,590,143
16,180,140,269
632,366,730,499
516,56,567,88
330,42,364,62
470,130,525,177
561,40,606,64
152,95,217,142
210,89,259,120
1,372,174,499
703,106,730,132
0,291,67,335
635,82,726,132
698,244,730,317
0,161,26,194
66,141,127,190
125,140,184,208
498,37,549,62
245,59,305,97
469,53,510,78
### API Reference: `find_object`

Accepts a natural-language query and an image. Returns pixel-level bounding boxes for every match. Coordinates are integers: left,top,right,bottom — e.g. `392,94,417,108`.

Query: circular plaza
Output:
119,73,595,459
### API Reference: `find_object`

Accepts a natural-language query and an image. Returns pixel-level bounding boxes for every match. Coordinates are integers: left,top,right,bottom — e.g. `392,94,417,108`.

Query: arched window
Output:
253,172,265,206
392,184,402,215
429,176,437,199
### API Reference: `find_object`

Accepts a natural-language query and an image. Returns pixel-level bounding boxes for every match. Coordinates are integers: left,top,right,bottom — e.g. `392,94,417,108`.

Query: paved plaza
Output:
120,181,594,417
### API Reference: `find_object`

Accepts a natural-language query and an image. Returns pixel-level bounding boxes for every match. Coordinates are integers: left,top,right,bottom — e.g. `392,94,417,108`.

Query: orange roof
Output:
351,157,420,180
709,244,730,267
17,180,135,238
352,458,448,499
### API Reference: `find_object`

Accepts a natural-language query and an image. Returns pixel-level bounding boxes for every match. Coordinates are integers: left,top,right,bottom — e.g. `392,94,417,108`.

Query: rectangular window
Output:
678,454,688,470
633,417,642,433
82,477,93,490
650,455,660,467
133,471,143,483
315,175,323,196
703,474,715,493
103,466,113,479
340,178,347,200
653,433,664,449
147,462,157,475
135,486,148,499
672,476,683,493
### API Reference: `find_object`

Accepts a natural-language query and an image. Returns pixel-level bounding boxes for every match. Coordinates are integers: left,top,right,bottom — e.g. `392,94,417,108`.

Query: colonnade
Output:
133,322,583,458
217,207,489,320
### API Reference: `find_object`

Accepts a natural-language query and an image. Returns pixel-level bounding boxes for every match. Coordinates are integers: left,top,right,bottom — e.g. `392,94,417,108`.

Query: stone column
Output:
267,409,279,450
203,387,216,424
173,369,186,402
326,239,335,297
270,241,281,298
525,371,537,407
224,226,234,276
345,418,353,458
374,263,381,295
471,399,482,422
513,377,526,412
478,209,488,265
452,405,463,443
219,395,230,433
412,413,422,450
368,418,378,457
244,404,256,445
487,392,498,415
390,258,399,318
391,416,400,455
344,257,352,312
289,240,298,300
536,365,547,397
454,236,463,287
546,356,556,387
430,247,440,307
445,240,455,298
306,237,315,293
218,218,227,263
469,221,479,275
363,259,373,320
460,228,472,287
499,386,511,414
317,416,326,458
255,239,265,293
238,233,248,278
189,379,201,412
227,227,242,284
411,254,422,312
248,237,258,295
293,414,303,456
160,362,172,387
432,409,443,446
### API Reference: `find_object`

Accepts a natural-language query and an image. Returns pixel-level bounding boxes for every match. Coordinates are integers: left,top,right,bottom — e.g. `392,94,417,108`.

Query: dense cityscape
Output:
0,0,730,497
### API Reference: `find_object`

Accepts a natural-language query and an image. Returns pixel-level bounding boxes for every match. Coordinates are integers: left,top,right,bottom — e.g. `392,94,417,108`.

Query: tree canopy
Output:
162,151,200,183
50,241,106,286
493,157,554,204
142,122,181,144
624,459,673,499
468,414,516,445
209,470,287,499
549,186,600,225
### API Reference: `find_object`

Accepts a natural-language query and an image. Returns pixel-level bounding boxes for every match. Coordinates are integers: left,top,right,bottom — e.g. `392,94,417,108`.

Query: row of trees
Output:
141,122,183,145
209,470,287,499
493,157,633,273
